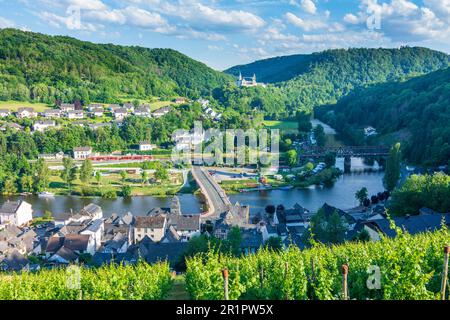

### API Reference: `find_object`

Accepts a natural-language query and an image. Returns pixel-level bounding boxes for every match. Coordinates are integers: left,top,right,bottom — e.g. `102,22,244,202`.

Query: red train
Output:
88,155,154,162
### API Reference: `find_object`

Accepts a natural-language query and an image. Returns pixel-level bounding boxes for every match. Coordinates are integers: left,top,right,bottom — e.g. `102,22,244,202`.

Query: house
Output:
90,107,104,117
47,233,96,260
42,109,62,118
133,215,167,243
108,104,121,112
38,151,65,161
364,126,378,137
0,250,29,272
174,97,186,104
59,103,75,112
113,108,128,120
0,122,23,131
87,103,103,111
136,241,188,268
139,141,155,151
166,214,201,241
48,246,78,264
80,219,104,251
0,200,33,226
66,110,85,119
123,103,135,112
33,120,56,132
89,123,111,130
363,213,450,241
133,107,151,117
152,106,172,118
240,229,263,255
73,146,92,160
0,109,10,117
16,107,37,118
80,203,103,220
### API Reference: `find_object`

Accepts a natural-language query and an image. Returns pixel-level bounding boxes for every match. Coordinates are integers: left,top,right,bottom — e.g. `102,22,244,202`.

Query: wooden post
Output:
222,268,229,300
259,266,264,291
284,262,289,300
440,246,449,300
78,289,83,300
341,264,349,300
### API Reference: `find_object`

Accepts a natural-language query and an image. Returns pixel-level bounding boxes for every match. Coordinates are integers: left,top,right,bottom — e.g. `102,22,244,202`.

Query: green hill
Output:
225,48,449,114
0,28,232,104
316,67,450,166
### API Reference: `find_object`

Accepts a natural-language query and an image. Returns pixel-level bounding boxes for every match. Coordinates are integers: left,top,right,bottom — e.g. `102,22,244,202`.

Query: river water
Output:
0,120,386,217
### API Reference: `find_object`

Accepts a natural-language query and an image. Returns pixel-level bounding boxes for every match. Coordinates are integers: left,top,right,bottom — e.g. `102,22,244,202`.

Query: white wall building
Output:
0,200,33,226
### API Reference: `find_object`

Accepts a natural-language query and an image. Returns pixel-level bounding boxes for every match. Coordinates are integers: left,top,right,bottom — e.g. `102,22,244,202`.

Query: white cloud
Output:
39,11,99,31
0,17,15,29
285,12,326,31
65,0,107,11
300,0,317,14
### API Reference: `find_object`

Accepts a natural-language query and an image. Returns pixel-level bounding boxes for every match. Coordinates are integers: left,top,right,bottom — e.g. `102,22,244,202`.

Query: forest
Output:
316,67,450,166
0,29,232,104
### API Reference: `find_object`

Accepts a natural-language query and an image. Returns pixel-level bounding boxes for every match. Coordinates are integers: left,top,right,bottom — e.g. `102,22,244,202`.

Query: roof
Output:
320,203,356,224
45,236,65,253
167,215,200,231
52,246,77,262
80,203,102,217
135,216,166,229
147,207,171,216
366,213,450,237
139,141,152,145
0,200,24,214
240,229,263,249
63,234,91,251
1,250,29,271
73,147,92,152
82,219,103,233
138,242,188,267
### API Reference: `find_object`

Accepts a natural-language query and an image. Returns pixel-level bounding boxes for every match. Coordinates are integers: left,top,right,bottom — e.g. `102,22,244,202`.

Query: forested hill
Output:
224,48,449,115
225,47,450,84
0,28,232,104
316,67,450,166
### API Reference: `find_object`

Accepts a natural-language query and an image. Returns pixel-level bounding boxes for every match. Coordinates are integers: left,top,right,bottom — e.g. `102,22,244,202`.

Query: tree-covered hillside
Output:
317,67,450,166
225,48,449,115
0,28,232,104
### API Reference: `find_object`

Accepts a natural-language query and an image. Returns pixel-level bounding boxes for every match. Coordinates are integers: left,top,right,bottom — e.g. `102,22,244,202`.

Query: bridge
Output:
299,146,390,159
191,166,232,220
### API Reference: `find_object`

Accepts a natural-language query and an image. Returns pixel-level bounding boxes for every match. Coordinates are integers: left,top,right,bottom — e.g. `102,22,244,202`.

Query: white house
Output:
16,107,37,119
0,200,33,226
114,108,128,120
139,141,155,151
133,107,151,117
73,147,92,160
42,109,62,118
90,107,104,117
80,219,104,251
364,126,378,137
33,120,56,132
66,110,85,119
133,215,167,243
152,106,172,118
166,214,201,242
0,109,10,118
59,104,75,112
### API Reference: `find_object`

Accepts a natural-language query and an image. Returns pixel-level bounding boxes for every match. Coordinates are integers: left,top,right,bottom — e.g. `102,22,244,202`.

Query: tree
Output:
33,159,50,193
120,170,127,185
61,157,77,190
2,177,17,195
313,124,326,147
297,111,312,133
286,149,298,167
121,185,132,198
324,152,336,168
265,237,283,252
95,171,102,186
141,170,148,186
355,187,369,206
383,142,401,191
79,159,93,185
304,208,348,245
43,210,53,220
20,175,34,193
226,226,242,256
155,166,169,182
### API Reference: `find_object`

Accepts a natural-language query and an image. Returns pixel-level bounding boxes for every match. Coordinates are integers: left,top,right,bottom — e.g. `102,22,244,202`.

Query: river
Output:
0,121,386,217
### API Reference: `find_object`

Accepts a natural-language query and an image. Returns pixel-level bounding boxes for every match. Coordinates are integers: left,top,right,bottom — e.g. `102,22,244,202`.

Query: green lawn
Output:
0,100,51,112
263,120,298,131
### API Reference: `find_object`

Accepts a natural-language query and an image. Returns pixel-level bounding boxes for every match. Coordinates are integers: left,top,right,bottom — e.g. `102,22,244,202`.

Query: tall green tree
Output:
384,142,401,192
355,187,369,206
79,159,93,185
286,149,298,167
61,157,77,190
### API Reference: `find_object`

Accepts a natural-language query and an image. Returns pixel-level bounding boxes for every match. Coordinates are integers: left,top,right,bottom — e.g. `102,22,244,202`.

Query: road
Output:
191,166,231,219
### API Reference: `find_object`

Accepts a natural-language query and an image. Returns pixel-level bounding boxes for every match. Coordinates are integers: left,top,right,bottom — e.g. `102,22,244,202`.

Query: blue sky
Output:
1,0,449,70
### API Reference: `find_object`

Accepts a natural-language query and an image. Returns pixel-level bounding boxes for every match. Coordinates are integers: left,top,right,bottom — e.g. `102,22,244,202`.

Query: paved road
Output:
192,166,231,219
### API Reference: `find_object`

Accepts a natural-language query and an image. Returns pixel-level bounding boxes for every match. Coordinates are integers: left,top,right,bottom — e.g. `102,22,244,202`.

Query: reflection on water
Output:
0,158,384,217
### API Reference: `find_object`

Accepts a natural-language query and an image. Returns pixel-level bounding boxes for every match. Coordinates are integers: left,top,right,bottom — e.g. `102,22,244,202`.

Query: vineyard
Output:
0,261,172,300
185,227,450,300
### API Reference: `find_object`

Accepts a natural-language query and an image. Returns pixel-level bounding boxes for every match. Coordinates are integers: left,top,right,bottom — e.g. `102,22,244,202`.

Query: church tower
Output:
252,74,257,86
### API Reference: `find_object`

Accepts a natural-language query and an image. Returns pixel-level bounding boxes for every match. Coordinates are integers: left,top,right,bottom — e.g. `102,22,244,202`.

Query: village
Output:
1,189,449,272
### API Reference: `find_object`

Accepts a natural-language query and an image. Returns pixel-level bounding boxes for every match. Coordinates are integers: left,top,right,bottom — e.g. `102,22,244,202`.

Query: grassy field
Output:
263,120,298,132
47,171,184,196
0,100,51,112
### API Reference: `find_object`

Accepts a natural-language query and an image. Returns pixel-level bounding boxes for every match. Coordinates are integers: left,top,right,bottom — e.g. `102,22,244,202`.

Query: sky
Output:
1,0,450,70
